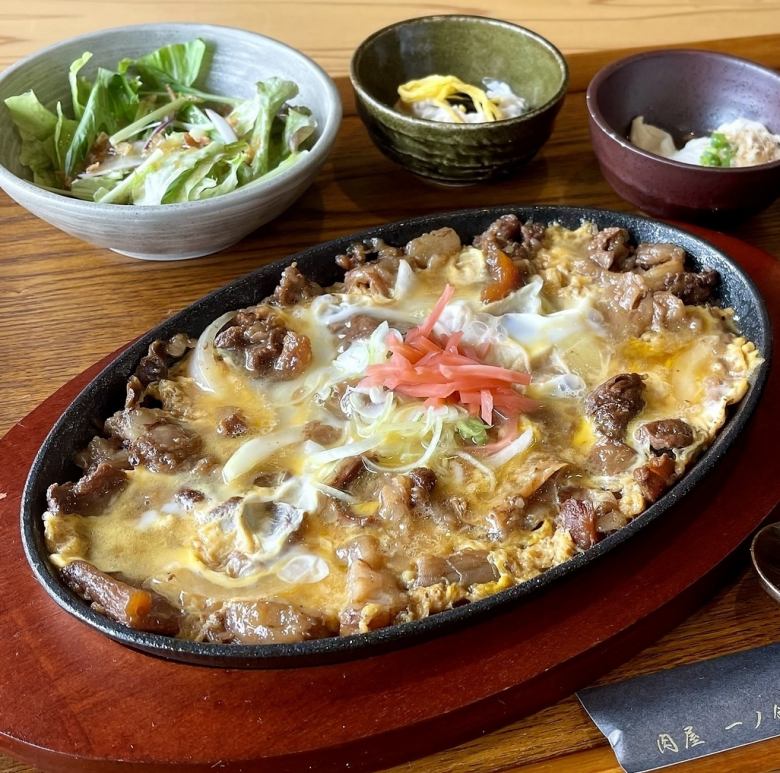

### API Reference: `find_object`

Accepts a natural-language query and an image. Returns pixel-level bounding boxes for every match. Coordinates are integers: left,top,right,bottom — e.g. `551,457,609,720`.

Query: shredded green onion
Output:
700,132,735,167
456,417,489,445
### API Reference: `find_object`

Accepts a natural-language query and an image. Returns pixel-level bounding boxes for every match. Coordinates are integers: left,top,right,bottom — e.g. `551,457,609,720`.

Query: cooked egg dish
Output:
43,218,761,644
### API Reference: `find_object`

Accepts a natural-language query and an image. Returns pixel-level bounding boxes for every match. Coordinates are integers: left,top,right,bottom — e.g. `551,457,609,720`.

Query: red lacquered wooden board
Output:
0,228,777,773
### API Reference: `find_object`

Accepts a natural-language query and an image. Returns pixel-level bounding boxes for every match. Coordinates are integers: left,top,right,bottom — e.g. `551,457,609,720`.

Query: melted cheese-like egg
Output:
43,223,761,640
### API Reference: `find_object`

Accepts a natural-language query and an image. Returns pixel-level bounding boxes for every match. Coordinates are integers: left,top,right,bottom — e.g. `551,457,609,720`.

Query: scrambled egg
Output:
44,223,761,637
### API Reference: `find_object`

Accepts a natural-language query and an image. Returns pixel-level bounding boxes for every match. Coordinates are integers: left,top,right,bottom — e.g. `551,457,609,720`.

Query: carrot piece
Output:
481,249,521,303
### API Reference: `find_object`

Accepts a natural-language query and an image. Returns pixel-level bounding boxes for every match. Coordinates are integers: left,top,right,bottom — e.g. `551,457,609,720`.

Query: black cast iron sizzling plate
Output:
20,206,772,668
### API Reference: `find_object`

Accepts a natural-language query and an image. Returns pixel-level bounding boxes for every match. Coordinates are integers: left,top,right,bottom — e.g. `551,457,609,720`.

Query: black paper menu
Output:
577,642,780,772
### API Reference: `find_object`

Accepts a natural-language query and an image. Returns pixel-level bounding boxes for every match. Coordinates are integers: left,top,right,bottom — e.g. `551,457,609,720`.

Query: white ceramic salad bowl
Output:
0,24,341,260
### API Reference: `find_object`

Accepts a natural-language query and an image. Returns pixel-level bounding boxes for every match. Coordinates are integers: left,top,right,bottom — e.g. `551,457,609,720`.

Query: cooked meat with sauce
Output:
272,263,323,306
663,270,719,305
61,560,180,635
42,219,761,644
47,463,127,515
636,419,694,452
587,226,633,271
215,307,312,379
585,373,645,440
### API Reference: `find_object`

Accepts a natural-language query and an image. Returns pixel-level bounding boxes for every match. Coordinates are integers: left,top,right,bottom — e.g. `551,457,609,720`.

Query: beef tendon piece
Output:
415,550,499,588
46,463,127,515
217,411,248,437
557,498,598,550
335,238,402,272
587,227,633,271
404,227,462,265
636,419,694,452
343,254,400,297
135,333,195,388
303,420,342,446
272,262,324,306
214,306,312,380
634,453,677,502
587,439,637,476
663,270,719,305
328,313,382,351
336,535,407,635
61,560,180,635
474,214,545,260
634,242,685,269
128,419,202,473
328,455,367,491
585,373,645,439
221,600,333,644
73,436,131,472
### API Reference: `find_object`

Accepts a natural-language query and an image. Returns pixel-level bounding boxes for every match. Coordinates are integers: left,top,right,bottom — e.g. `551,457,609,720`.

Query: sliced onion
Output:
363,416,443,474
223,429,301,483
312,482,357,503
188,311,237,393
484,428,534,469
457,451,497,488
205,108,238,142
393,259,415,298
277,554,330,585
308,437,378,466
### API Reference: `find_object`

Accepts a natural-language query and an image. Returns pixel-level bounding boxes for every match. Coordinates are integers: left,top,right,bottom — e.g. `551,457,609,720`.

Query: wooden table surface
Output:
2,2,780,772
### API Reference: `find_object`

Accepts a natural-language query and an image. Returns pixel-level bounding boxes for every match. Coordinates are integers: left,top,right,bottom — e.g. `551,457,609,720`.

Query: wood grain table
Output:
2,2,780,771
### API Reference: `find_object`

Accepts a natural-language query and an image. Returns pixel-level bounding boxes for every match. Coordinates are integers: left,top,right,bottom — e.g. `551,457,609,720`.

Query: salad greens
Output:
4,39,317,204
700,131,735,168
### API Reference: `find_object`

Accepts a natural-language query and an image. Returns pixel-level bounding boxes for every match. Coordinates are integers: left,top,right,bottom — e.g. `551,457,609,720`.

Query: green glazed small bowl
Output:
350,15,568,185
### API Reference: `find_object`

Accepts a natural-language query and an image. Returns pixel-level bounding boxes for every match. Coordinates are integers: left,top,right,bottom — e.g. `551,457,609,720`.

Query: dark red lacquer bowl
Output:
587,49,780,222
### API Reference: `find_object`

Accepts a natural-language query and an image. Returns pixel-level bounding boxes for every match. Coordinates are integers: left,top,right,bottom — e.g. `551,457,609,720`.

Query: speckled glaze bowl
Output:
0,24,341,260
587,49,780,222
350,15,568,185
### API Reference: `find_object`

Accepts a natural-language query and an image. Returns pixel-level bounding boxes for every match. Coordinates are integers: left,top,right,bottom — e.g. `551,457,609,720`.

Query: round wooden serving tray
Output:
0,227,777,773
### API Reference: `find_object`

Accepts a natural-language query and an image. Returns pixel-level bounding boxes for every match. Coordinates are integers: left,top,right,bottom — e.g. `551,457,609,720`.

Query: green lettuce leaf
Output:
226,93,261,137
68,51,93,119
64,67,140,176
119,39,237,105
125,39,206,89
187,150,245,200
4,91,59,185
4,90,57,138
70,169,127,200
282,106,316,154
247,78,298,177
54,102,77,169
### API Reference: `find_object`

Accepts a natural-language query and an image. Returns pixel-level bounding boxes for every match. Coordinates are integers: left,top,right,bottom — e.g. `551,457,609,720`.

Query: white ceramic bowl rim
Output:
586,48,780,174
0,22,342,211
349,14,569,132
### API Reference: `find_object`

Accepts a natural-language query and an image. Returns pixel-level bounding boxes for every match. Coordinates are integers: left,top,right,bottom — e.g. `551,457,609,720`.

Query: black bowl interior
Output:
21,206,771,668
352,16,566,113
593,50,780,145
